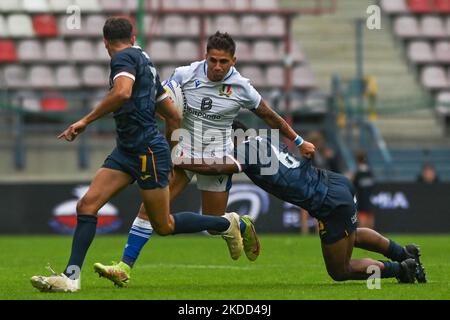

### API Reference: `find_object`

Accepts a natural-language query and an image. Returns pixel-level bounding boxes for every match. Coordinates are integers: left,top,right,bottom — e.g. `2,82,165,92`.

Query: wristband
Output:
294,135,304,147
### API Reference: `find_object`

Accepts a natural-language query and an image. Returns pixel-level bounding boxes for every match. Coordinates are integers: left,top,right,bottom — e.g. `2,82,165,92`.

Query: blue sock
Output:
380,261,401,278
64,215,97,279
173,212,230,234
384,240,407,262
240,219,246,234
122,217,153,268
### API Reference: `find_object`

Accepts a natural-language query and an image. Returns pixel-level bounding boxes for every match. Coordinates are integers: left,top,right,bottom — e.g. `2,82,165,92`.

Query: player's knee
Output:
152,222,173,236
76,196,98,214
76,197,87,214
327,269,349,282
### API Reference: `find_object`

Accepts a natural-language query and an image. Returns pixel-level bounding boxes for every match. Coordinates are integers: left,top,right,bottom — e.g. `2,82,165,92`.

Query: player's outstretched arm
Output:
156,97,181,149
253,100,315,159
57,77,134,142
174,156,242,175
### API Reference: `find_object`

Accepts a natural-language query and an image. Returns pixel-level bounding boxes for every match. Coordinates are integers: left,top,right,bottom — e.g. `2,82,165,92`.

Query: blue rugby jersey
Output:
109,46,167,151
236,135,331,218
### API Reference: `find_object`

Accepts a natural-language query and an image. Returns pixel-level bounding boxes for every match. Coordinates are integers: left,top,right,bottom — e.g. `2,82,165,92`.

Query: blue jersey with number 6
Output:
235,136,330,218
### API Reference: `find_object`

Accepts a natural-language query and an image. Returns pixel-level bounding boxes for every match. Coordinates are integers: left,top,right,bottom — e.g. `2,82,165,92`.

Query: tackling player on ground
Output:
97,120,426,286
179,120,427,284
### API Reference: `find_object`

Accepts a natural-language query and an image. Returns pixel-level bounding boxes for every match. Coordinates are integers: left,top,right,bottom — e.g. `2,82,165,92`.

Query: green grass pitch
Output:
0,234,449,300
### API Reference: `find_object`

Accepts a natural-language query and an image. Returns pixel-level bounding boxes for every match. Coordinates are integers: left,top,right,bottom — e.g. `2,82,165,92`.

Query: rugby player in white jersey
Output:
93,32,316,287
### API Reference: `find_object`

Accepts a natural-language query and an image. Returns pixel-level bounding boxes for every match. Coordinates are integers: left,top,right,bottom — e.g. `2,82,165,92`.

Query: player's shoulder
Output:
111,46,139,64
189,60,205,70
176,60,204,75
225,67,256,90
172,60,204,83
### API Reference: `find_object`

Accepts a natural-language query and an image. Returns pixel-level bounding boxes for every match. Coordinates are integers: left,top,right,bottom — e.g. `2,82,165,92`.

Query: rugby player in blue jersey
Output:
30,18,248,293
177,120,427,284
97,119,426,286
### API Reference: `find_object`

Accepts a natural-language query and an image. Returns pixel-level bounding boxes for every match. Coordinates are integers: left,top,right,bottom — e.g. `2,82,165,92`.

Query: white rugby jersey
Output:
171,60,261,158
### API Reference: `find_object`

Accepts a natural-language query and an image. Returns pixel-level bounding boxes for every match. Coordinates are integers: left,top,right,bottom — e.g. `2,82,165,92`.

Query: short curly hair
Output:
207,31,236,56
103,17,133,43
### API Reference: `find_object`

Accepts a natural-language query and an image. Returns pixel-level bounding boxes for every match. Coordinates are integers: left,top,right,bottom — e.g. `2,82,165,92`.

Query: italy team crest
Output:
219,84,232,97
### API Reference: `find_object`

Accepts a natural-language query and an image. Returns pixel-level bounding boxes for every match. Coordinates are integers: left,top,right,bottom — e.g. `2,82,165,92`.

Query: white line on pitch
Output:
138,263,252,270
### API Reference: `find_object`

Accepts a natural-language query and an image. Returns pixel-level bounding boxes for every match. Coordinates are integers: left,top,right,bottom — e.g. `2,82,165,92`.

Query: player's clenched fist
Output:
58,119,88,142
299,141,315,159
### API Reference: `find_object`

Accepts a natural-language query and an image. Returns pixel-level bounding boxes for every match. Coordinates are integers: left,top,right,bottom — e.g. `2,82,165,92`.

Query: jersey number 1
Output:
139,155,147,173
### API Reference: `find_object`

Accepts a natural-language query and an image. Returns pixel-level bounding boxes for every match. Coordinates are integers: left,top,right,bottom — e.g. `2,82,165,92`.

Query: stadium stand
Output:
2,0,446,181
41,97,67,112
408,0,434,14
283,0,449,182
29,65,56,88
45,39,70,61
0,40,17,62
407,41,435,64
380,0,450,130
0,1,22,12
371,147,450,181
436,0,450,13
48,0,74,12
380,0,409,14
0,0,333,177
56,66,81,89
422,66,449,90
435,41,450,63
0,0,317,103
33,14,58,37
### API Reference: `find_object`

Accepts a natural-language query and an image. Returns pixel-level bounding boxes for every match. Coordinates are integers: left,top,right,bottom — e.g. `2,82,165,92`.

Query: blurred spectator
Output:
353,150,376,229
307,131,341,173
417,163,440,184
364,75,378,121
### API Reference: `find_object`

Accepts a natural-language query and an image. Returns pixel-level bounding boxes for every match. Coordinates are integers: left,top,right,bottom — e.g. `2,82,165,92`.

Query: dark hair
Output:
207,31,236,56
232,120,249,131
103,17,133,43
355,150,367,164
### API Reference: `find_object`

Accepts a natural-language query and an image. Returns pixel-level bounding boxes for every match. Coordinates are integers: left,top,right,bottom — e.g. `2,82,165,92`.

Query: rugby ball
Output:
162,79,186,118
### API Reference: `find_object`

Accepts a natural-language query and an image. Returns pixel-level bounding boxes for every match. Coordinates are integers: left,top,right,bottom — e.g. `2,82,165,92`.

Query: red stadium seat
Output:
408,0,434,13
41,98,67,111
33,15,58,37
0,40,17,62
435,0,450,13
